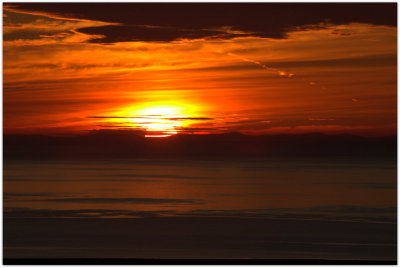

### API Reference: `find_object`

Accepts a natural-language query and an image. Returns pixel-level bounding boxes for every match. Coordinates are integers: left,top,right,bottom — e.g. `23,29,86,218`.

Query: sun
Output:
94,101,208,137
120,104,195,137
134,106,183,137
137,106,180,117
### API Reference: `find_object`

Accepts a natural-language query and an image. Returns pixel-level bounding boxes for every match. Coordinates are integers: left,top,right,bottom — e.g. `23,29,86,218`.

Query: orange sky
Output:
3,4,397,137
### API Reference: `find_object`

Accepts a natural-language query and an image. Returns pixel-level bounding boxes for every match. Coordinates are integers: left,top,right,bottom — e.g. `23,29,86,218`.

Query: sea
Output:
3,157,397,261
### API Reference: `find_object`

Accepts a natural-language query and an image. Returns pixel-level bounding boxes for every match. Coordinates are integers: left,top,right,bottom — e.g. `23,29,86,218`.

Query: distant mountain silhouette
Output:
3,130,396,160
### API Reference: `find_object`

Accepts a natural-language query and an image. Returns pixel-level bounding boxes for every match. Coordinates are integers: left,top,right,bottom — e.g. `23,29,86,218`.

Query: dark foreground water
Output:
3,157,397,261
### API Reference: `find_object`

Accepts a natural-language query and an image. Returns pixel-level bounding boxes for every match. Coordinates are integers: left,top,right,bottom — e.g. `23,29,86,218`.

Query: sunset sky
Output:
3,3,397,137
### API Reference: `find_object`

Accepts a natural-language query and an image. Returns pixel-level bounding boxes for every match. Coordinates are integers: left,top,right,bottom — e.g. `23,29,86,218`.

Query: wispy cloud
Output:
3,7,115,45
308,118,335,121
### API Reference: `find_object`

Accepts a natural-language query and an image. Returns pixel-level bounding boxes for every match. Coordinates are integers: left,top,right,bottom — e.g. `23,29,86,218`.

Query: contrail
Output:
219,51,358,103
226,52,294,78
221,50,327,89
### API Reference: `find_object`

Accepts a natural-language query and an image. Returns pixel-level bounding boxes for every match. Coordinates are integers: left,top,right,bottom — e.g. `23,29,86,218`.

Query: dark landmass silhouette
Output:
4,131,396,160
3,258,396,265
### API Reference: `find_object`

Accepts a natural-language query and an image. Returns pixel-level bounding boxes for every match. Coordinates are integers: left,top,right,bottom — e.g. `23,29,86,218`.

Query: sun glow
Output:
134,106,182,137
137,107,182,138
90,99,213,137
113,104,200,138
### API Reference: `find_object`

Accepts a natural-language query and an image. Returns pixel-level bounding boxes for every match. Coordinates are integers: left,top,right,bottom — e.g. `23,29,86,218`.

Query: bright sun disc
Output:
130,105,190,137
103,102,205,138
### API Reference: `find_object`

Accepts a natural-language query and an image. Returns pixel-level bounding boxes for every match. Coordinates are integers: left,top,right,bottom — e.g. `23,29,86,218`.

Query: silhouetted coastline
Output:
3,258,396,265
3,131,396,160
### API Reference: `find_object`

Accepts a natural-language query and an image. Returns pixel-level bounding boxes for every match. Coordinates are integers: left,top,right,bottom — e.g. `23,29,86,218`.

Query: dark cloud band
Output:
88,116,214,121
5,3,396,43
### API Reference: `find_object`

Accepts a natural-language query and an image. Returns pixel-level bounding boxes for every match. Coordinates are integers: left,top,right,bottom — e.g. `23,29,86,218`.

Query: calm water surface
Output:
4,157,396,214
3,157,397,260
